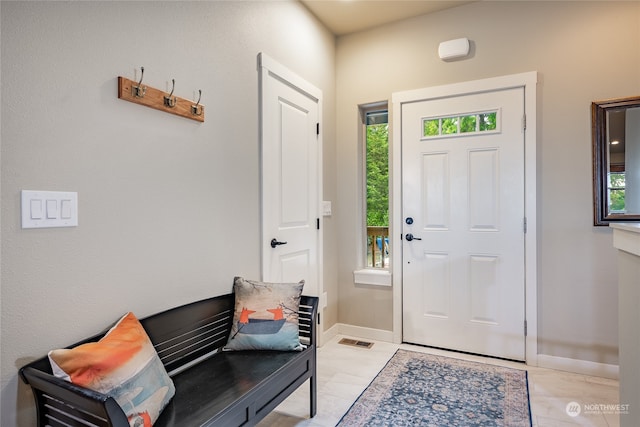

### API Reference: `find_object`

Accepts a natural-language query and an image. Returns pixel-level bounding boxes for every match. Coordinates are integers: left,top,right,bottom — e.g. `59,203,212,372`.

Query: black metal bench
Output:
19,293,318,427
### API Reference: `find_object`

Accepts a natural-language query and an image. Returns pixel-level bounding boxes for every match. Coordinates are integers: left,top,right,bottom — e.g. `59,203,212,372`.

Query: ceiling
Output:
300,0,475,36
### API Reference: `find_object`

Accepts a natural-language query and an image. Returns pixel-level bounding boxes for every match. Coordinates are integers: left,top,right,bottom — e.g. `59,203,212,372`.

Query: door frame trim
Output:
391,72,538,365
258,52,324,341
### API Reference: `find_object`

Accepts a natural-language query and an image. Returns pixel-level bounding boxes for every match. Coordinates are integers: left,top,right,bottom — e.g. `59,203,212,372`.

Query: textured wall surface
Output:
0,2,336,425
335,0,639,364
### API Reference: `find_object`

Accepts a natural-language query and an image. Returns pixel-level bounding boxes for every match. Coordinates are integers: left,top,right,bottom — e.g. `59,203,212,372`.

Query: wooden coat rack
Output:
118,68,204,122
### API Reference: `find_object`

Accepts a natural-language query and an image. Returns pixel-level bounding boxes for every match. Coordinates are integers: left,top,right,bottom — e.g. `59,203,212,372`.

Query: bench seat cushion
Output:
154,348,314,427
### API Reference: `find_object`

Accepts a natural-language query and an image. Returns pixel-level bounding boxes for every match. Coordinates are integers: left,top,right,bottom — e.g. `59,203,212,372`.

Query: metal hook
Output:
164,79,177,108
191,90,203,116
133,66,146,98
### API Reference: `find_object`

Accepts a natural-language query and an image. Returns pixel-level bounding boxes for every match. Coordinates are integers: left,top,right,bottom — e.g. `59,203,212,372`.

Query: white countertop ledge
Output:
610,223,640,257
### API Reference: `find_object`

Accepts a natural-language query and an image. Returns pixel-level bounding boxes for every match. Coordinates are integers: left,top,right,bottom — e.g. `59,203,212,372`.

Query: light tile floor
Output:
258,335,621,427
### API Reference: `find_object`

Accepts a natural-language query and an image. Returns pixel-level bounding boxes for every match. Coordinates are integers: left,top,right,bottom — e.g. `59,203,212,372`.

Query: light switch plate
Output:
22,190,78,229
322,200,332,217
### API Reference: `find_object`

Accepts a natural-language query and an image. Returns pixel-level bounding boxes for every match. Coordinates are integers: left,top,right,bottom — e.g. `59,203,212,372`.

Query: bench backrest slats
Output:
140,294,235,374
154,311,232,363
19,367,130,427
41,392,109,427
298,296,316,346
142,295,318,373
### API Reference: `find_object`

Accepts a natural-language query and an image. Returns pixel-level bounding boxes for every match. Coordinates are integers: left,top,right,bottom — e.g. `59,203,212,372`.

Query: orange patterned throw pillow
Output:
48,312,175,427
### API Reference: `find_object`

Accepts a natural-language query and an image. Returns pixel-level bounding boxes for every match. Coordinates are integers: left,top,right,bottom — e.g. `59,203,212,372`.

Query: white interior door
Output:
402,87,526,361
259,53,321,300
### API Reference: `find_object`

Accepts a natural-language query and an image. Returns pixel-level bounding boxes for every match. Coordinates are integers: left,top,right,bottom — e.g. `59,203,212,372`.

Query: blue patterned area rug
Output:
337,349,531,426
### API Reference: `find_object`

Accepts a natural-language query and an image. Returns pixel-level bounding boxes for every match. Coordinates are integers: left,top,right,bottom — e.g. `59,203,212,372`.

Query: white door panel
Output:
260,54,320,300
402,88,525,360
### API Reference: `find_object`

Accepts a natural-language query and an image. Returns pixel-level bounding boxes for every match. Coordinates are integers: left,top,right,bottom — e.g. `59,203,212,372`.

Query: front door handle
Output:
405,233,422,241
270,238,288,248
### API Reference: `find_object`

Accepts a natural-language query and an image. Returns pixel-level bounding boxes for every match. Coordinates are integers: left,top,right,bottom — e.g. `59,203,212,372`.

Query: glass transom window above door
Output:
422,110,499,138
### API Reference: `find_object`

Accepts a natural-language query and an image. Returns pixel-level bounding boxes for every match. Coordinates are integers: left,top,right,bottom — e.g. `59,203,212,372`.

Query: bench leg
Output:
309,374,317,417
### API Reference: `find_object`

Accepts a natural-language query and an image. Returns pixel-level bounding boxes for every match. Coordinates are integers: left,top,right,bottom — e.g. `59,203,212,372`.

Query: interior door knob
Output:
405,233,422,241
270,238,288,248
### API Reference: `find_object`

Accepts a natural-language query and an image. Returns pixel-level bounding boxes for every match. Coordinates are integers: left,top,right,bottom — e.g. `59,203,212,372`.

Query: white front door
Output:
402,87,526,361
259,53,321,300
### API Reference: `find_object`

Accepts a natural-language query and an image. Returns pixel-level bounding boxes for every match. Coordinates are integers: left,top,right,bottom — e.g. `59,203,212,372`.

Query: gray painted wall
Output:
0,2,336,425
335,1,639,365
3,0,640,425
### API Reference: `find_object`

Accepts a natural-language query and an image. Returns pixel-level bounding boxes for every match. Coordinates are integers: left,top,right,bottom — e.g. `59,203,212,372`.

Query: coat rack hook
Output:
133,66,146,98
191,90,203,116
164,79,177,108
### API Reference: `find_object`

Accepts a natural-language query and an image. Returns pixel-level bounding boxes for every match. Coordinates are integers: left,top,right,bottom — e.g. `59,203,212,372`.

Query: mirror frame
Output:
592,95,640,226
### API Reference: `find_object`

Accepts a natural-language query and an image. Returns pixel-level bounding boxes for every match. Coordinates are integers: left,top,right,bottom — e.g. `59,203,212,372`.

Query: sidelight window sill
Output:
353,269,392,287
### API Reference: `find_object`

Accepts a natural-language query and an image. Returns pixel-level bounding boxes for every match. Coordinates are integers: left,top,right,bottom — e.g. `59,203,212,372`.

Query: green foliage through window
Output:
366,121,389,227
365,109,390,268
608,172,626,212
424,119,439,136
479,112,497,131
460,115,477,133
422,111,498,138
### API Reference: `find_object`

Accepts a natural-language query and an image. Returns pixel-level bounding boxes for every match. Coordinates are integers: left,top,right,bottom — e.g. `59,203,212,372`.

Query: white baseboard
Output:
321,323,340,345
537,354,619,380
321,327,618,380
321,323,394,345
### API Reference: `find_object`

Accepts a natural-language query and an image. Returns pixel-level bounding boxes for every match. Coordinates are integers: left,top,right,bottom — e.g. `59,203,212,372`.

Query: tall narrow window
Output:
364,108,389,268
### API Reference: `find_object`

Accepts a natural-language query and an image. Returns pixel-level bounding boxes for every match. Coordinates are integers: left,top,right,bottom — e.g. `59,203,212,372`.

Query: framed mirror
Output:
592,95,640,226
